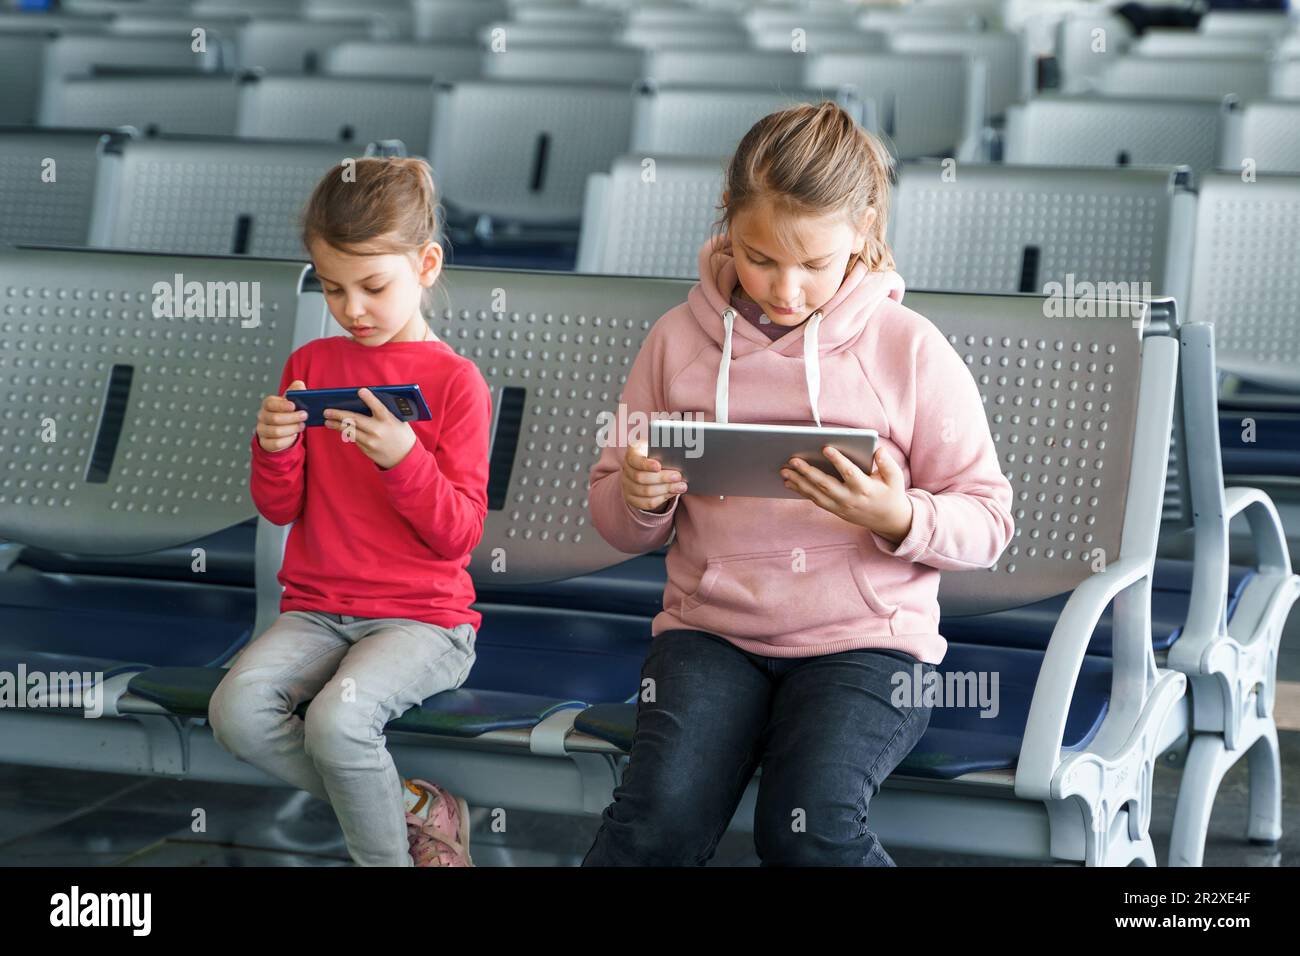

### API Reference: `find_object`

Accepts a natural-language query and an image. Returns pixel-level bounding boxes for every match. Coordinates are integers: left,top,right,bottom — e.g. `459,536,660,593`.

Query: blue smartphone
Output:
285,385,433,427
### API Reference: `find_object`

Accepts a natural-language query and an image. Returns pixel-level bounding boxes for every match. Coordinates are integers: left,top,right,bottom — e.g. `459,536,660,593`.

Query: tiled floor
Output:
1,726,1295,867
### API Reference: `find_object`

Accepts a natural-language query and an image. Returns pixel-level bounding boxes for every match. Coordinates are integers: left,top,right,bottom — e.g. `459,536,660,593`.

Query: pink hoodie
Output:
587,236,1014,664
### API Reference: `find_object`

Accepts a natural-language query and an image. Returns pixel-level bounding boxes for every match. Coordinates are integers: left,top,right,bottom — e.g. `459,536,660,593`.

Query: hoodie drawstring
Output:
715,307,825,427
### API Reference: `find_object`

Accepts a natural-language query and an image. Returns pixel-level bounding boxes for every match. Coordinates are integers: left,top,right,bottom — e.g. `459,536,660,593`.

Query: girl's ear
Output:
857,207,878,253
416,241,443,288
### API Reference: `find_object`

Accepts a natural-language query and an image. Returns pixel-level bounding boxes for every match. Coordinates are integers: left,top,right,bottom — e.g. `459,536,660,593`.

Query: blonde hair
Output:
300,156,449,316
713,100,896,275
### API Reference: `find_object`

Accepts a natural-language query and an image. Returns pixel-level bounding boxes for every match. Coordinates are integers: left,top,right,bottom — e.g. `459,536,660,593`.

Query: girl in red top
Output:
209,158,492,867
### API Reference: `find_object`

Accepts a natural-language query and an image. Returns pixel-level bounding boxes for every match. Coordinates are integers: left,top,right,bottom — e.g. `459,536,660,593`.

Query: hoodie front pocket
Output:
680,542,899,641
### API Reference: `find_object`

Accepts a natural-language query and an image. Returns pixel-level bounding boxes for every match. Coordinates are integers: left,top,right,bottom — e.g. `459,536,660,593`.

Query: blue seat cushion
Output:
0,561,255,667
1220,409,1300,477
469,603,648,703
940,559,1254,655
576,642,1112,780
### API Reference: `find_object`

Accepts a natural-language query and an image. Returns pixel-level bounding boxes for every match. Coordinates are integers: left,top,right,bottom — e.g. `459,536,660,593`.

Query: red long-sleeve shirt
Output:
249,334,492,630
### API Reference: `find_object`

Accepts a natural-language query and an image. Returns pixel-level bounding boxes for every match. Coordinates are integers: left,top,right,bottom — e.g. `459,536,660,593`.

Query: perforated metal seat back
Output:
1200,11,1293,36
88,135,344,258
1221,102,1300,174
482,44,644,84
413,0,509,42
577,155,724,278
1270,60,1300,98
0,130,103,247
804,52,975,159
0,35,46,125
0,249,313,554
1097,55,1271,101
631,85,862,158
429,80,634,224
479,21,619,46
236,75,436,150
39,75,241,137
431,268,1142,619
745,12,882,54
44,34,222,81
323,41,482,82
890,163,1192,302
619,25,749,51
642,49,806,89
888,30,1024,119
1005,96,1227,176
1188,173,1300,390
235,19,376,73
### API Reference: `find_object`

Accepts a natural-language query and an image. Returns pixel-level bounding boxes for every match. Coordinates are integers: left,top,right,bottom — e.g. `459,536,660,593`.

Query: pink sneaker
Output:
405,779,473,867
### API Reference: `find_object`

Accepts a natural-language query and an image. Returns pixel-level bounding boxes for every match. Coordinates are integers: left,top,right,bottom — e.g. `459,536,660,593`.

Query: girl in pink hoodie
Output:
582,102,1014,866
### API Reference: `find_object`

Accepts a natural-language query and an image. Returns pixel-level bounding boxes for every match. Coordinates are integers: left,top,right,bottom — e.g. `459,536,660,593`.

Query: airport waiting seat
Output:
629,83,867,159
889,162,1196,310
0,251,1193,865
1004,95,1234,179
618,7,749,51
1273,59,1300,98
0,127,107,247
886,29,1027,121
1052,8,1136,95
38,72,242,137
1199,11,1295,37
0,32,47,125
85,133,354,258
40,34,223,93
480,43,645,84
322,40,482,82
804,51,987,161
640,48,814,90
510,4,623,30
1095,55,1272,101
413,0,509,42
1219,100,1300,174
234,17,378,73
477,20,621,48
576,154,723,278
236,73,436,148
429,79,635,227
856,6,990,33
1186,172,1300,393
742,8,882,54
1131,30,1274,59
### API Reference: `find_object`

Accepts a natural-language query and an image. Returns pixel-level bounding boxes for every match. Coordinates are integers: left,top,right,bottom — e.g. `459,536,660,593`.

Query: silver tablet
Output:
648,419,879,500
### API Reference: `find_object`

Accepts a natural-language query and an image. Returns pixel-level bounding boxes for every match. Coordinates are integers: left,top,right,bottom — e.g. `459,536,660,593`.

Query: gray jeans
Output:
208,610,476,866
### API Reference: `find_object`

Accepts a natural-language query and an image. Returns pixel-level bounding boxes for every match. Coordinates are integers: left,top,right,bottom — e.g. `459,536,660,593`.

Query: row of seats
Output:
0,245,1293,865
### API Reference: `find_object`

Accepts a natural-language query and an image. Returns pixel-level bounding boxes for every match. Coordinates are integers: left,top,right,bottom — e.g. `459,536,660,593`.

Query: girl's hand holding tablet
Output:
781,445,914,545
323,387,419,471
621,440,688,514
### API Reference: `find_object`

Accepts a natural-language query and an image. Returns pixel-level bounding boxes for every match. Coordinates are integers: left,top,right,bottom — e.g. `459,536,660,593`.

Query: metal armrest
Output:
1015,556,1149,798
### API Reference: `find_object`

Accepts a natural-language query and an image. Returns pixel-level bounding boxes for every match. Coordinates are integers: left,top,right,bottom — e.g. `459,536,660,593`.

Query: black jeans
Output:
583,629,935,866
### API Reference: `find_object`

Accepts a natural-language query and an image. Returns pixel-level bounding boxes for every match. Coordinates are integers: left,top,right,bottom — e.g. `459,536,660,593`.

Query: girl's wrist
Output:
872,496,914,546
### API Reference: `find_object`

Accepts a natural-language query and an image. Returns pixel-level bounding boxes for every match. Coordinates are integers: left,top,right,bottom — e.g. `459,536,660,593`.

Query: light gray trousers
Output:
208,610,476,866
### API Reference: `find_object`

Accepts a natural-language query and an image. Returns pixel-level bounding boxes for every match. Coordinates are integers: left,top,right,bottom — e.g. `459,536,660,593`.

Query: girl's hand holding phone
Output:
621,440,688,514
257,379,309,453
782,445,914,545
323,387,418,471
